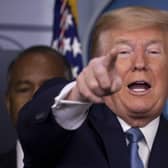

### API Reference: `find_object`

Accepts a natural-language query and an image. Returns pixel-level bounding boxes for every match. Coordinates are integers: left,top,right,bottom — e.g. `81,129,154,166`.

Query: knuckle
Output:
89,81,99,90
89,58,100,68
94,68,105,76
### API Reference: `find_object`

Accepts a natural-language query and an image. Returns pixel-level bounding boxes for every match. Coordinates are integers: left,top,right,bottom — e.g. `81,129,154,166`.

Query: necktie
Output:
126,128,144,168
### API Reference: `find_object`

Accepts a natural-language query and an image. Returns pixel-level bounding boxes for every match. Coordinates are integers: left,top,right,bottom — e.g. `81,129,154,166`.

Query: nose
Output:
132,50,148,71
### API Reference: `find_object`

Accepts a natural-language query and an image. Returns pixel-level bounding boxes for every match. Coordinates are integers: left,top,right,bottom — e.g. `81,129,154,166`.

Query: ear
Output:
5,94,10,113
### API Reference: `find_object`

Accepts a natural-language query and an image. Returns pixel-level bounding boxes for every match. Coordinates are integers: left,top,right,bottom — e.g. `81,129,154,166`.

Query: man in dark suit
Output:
4,45,72,168
18,7,168,168
0,149,16,168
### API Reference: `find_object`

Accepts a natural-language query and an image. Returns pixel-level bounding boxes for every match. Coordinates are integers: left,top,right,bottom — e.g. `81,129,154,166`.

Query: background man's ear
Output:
5,94,10,113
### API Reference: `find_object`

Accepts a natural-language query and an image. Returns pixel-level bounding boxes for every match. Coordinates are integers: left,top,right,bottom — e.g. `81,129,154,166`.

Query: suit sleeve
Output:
17,77,76,167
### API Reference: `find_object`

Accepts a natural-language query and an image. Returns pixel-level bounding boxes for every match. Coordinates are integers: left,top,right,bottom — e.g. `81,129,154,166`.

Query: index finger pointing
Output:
102,48,118,71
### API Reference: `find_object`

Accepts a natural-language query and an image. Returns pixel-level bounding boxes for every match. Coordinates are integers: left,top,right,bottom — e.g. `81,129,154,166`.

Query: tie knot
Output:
126,128,144,143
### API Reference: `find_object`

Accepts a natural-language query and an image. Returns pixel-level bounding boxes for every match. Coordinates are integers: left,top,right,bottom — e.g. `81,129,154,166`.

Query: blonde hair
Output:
90,6,168,57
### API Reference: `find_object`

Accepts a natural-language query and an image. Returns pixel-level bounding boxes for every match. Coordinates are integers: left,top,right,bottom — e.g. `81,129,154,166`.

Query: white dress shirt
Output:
16,140,24,168
52,81,91,129
118,117,159,168
51,81,160,168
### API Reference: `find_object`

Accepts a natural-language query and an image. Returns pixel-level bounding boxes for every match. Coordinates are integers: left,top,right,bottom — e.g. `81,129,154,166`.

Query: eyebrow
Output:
14,80,32,86
114,39,163,47
114,39,132,45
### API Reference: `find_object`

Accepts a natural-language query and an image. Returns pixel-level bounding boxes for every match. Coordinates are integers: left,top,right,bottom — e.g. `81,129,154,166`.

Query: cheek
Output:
152,61,168,80
115,58,133,77
10,95,30,114
151,62,168,95
8,99,20,123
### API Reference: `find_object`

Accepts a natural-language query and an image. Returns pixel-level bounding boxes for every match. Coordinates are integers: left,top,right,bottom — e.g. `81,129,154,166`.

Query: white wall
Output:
0,0,55,49
0,0,110,51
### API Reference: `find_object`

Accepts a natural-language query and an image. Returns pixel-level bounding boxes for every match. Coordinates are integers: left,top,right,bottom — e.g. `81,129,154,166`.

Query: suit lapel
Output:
88,104,130,168
148,115,168,168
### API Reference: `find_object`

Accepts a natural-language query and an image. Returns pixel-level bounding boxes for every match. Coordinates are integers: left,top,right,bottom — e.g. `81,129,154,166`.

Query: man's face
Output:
6,53,66,126
100,27,168,127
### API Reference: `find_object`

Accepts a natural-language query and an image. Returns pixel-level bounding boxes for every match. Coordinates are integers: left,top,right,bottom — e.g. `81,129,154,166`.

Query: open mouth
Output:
127,80,151,94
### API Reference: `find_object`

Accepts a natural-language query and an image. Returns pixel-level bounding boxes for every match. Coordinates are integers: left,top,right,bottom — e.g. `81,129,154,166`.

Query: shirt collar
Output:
117,116,160,150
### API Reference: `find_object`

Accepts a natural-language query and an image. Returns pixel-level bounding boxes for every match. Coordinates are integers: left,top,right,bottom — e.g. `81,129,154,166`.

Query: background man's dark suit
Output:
0,147,16,168
17,78,168,168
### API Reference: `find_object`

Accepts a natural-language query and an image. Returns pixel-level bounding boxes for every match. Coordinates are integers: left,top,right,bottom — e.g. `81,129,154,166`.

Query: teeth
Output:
132,88,146,92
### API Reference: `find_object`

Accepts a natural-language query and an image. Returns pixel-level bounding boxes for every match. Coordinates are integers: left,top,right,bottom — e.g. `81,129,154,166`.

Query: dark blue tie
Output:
126,128,144,168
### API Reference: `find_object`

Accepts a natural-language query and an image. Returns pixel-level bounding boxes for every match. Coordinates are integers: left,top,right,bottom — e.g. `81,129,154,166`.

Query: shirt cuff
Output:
51,81,92,130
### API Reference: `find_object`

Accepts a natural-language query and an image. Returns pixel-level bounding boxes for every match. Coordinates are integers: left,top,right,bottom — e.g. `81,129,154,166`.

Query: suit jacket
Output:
17,78,168,168
0,147,16,168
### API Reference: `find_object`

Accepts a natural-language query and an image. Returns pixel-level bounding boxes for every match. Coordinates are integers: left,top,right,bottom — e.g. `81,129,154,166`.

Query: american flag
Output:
52,0,83,78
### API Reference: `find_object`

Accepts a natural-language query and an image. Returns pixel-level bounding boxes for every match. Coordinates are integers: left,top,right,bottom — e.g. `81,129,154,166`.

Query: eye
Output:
16,87,30,93
146,49,161,57
115,43,133,58
15,85,32,93
117,50,132,58
146,43,162,57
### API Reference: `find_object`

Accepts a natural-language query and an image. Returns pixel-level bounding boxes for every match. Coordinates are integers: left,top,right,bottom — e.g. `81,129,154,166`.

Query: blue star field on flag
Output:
52,0,83,78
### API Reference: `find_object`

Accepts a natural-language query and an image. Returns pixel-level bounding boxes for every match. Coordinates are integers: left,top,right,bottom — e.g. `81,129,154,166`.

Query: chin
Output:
125,96,154,110
128,105,152,116
127,118,149,127
126,110,154,127
131,105,150,112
